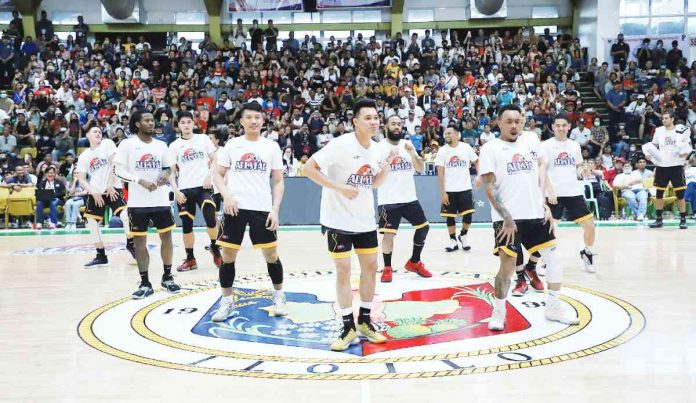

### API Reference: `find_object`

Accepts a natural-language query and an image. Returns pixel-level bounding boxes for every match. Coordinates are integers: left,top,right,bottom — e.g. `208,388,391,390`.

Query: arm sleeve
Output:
477,146,495,176
271,143,284,170
311,139,337,170
75,153,87,174
217,144,231,168
467,144,479,162
433,149,445,167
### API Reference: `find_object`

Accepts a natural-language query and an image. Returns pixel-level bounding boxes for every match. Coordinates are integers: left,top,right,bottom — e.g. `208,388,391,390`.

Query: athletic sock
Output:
449,233,456,240
340,307,355,334
383,252,392,267
584,246,593,255
210,240,219,252
140,272,150,286
525,260,537,271
656,209,663,219
411,244,424,263
547,289,560,305
126,238,134,248
96,248,106,258
185,248,195,260
516,269,526,282
460,228,468,237
163,264,172,279
680,212,687,221
358,301,372,325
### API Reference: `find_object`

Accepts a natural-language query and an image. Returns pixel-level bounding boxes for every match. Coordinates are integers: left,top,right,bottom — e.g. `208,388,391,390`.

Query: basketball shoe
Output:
512,278,528,296
445,237,459,252
84,255,109,269
459,235,471,251
272,290,288,316
580,250,595,273
525,268,545,291
380,266,393,283
405,260,432,278
161,276,181,294
176,258,198,272
357,322,387,343
132,283,154,299
331,328,359,351
545,300,580,325
212,297,237,322
488,307,506,331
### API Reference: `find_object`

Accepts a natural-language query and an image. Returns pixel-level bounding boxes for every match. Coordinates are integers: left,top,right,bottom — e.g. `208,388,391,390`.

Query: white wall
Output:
40,0,209,25
577,0,597,60
405,0,573,20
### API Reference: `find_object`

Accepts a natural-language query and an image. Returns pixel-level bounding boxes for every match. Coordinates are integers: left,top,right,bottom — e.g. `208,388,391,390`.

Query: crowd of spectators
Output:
0,12,695,228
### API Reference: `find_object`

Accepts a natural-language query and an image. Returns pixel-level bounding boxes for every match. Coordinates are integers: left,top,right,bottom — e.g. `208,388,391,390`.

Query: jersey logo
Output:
88,157,109,173
181,147,206,163
553,152,576,167
664,137,676,146
446,156,468,169
389,156,413,172
135,153,162,171
235,153,268,172
507,154,534,175
347,164,374,188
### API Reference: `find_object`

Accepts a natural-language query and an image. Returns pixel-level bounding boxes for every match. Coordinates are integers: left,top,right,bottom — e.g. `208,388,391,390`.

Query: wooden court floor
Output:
1,223,695,402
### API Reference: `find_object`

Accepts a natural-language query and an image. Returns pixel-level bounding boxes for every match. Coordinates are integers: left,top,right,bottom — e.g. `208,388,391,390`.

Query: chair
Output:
6,198,36,228
0,187,9,227
18,147,37,160
581,180,600,218
612,187,629,218
77,147,89,157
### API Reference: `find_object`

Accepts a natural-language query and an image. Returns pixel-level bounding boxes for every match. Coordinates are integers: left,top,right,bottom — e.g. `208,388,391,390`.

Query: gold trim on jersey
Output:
329,251,351,259
84,213,103,221
178,211,195,220
459,209,475,216
157,224,176,233
574,213,594,224
113,206,127,216
252,241,278,249
378,228,398,234
130,231,148,236
355,247,378,255
527,239,557,254
216,240,241,250
413,222,429,229
440,213,457,218
493,246,518,258
673,186,687,191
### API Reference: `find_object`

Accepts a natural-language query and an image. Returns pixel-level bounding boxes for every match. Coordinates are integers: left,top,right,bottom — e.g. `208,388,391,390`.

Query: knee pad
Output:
219,262,236,288
181,214,194,234
461,214,472,225
267,259,283,285
413,225,429,245
676,189,685,199
202,202,217,228
656,189,665,199
539,247,563,284
446,217,455,226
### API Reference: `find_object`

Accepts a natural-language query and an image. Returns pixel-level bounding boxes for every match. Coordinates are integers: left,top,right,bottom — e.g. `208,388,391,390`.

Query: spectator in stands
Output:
0,150,14,176
606,80,627,132
35,10,54,41
613,160,649,220
64,178,86,230
685,157,696,218
0,124,17,160
612,126,630,161
603,156,624,188
625,94,647,139
589,117,609,158
52,128,75,161
5,164,33,191
570,117,591,153
610,33,630,71
73,16,89,47
635,157,654,179
35,166,65,229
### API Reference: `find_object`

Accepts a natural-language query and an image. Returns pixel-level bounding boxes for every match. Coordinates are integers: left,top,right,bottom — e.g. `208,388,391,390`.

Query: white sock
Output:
340,307,353,316
584,246,593,254
360,301,372,310
272,289,283,298
547,289,560,305
494,297,506,312
223,294,234,304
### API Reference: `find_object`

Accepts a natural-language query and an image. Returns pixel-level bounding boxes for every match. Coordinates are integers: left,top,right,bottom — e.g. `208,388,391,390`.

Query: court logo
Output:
14,241,158,255
78,271,645,380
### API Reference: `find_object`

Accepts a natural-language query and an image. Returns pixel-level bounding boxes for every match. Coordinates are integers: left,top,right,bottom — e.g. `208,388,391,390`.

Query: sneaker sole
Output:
132,292,154,300
444,247,459,252
462,247,471,251
380,278,392,283
176,266,198,272
545,315,580,325
512,289,527,297
84,263,109,269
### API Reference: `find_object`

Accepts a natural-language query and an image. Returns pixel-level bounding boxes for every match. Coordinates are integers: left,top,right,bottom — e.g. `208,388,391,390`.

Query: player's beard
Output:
386,127,402,141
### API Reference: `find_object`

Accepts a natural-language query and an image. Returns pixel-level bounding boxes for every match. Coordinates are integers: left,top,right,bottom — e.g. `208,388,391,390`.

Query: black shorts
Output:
128,206,176,236
212,193,223,210
378,201,429,234
548,195,593,223
217,209,277,250
441,190,474,217
654,166,686,191
324,227,378,259
177,187,215,219
84,189,127,221
493,218,556,259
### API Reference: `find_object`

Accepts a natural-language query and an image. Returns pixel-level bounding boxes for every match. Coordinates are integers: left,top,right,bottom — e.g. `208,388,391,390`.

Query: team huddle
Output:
73,98,692,352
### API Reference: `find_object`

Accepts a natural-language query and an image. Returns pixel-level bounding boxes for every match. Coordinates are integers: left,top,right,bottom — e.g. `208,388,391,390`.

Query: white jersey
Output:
433,142,478,192
75,138,121,193
217,135,283,212
686,166,696,184
312,132,382,233
541,137,583,197
169,133,216,190
518,130,542,162
650,125,693,167
114,137,172,208
478,138,545,222
375,139,419,205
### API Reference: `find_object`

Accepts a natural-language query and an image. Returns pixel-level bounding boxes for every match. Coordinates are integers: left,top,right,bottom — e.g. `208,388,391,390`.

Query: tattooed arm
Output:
481,172,517,243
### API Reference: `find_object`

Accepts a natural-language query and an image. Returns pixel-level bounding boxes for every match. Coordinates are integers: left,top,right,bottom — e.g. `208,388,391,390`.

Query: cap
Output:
430,140,439,146
55,110,63,115
637,94,646,99
614,157,626,163
404,87,412,92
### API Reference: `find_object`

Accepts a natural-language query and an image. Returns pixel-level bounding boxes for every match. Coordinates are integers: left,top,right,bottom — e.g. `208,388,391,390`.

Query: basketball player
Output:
645,112,693,229
76,126,135,268
376,115,431,282
479,105,579,330
168,112,221,272
114,110,179,299
541,113,596,273
211,102,287,322
435,126,479,252
304,98,389,351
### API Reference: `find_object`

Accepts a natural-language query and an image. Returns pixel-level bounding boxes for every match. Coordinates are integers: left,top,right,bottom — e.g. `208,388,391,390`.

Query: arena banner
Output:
228,0,303,11
604,34,689,65
317,0,390,8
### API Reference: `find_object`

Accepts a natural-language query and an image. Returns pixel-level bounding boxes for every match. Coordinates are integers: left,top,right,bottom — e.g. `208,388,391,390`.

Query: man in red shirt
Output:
603,157,625,188
421,111,441,133
195,89,215,113
97,101,116,120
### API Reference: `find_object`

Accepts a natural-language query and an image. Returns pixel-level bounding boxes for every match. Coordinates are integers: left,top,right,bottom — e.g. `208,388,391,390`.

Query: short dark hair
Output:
497,104,523,118
178,111,194,121
553,112,571,123
240,101,264,116
129,109,151,133
352,98,377,117
662,110,675,119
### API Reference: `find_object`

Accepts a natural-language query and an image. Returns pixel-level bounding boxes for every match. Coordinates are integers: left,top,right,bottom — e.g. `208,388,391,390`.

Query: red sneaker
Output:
512,279,528,296
176,258,198,272
381,266,393,283
404,260,432,278
210,247,222,268
525,268,545,292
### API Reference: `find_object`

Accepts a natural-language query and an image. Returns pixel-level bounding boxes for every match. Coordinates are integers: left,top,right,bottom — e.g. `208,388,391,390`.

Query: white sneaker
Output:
580,249,595,273
445,238,459,252
48,222,56,230
544,300,579,325
272,291,288,316
459,235,471,251
212,297,237,322
488,308,506,331
35,223,42,230
637,214,645,221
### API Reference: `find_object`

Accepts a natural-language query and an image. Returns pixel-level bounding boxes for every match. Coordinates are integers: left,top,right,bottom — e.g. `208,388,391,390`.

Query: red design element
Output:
557,152,569,159
355,164,374,176
139,153,155,162
361,283,530,356
449,156,460,163
89,158,101,169
183,148,196,157
240,153,258,162
511,153,523,162
391,156,403,164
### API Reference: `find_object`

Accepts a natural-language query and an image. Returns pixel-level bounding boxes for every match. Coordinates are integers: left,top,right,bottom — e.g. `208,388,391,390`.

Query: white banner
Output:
228,0,303,11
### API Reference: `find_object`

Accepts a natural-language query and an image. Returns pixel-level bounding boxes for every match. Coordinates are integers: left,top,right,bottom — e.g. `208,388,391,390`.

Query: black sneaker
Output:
132,283,154,299
679,220,688,229
161,277,181,294
580,250,595,273
649,219,663,228
84,255,109,269
126,242,136,260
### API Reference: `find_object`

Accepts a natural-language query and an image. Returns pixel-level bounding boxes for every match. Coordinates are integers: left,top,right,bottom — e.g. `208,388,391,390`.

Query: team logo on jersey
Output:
135,154,162,171
664,137,676,146
446,156,468,169
389,156,413,172
347,164,374,188
78,271,645,380
88,157,109,173
507,154,534,175
235,153,267,172
553,152,576,167
181,148,206,163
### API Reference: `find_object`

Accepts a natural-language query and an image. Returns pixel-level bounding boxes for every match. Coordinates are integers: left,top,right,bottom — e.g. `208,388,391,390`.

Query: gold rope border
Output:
77,277,645,379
